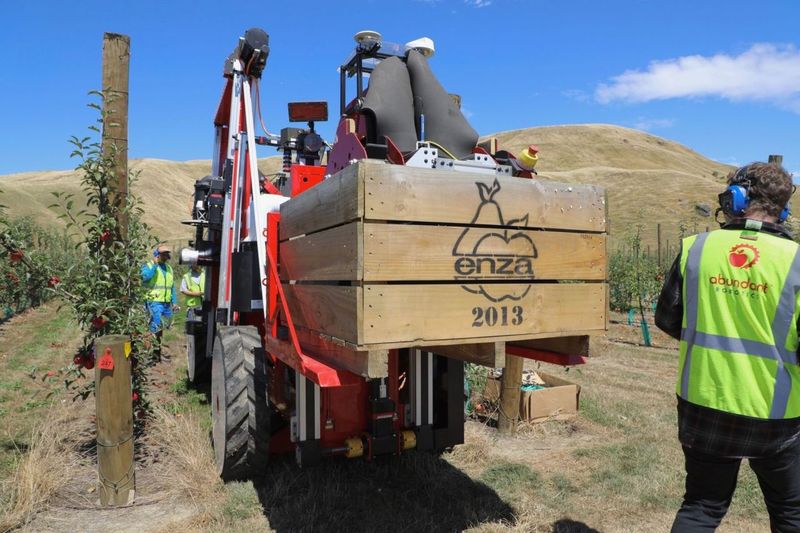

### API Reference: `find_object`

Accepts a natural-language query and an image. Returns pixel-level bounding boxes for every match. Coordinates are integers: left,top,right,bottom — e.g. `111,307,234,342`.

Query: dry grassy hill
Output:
491,124,741,247
2,124,783,248
0,158,281,241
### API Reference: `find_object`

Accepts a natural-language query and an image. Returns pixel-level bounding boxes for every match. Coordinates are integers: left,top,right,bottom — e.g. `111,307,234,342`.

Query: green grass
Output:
2,308,74,371
0,380,23,392
169,374,209,419
728,464,770,519
480,461,542,504
221,481,263,522
573,441,682,510
161,291,189,345
166,355,264,530
572,440,773,520
0,304,84,480
550,473,577,498
579,394,642,431
0,437,23,481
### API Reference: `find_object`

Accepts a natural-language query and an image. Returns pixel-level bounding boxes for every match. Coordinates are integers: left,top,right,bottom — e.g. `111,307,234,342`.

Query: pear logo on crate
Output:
452,179,538,306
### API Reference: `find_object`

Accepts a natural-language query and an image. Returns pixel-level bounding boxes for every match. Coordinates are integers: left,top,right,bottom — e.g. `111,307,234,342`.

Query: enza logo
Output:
728,243,759,269
452,179,537,303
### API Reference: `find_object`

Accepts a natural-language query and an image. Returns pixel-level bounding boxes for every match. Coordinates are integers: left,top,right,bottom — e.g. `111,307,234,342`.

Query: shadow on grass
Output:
0,439,28,454
255,452,516,533
551,518,601,533
184,376,212,403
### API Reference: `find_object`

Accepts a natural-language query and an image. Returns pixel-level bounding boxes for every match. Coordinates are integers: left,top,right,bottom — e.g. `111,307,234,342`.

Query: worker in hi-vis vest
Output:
656,163,800,531
141,244,179,360
180,264,206,311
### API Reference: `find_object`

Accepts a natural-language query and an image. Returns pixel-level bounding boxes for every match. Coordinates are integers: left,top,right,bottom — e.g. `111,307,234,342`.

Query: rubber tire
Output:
211,325,269,481
186,333,209,384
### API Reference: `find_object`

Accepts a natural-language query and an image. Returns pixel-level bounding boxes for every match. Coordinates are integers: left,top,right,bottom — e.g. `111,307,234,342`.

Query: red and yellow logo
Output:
728,243,759,269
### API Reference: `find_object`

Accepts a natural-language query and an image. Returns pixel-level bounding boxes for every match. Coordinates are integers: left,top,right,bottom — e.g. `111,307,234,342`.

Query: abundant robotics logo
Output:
709,243,768,295
452,179,537,303
728,243,759,269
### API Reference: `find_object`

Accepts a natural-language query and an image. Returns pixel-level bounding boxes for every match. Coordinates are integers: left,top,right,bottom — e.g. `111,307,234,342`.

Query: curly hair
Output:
727,162,794,218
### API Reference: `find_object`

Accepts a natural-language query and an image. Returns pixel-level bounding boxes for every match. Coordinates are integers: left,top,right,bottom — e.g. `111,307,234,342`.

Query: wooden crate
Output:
279,160,607,374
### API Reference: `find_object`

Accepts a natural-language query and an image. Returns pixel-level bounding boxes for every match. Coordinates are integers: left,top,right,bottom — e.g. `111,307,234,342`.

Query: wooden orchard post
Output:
102,32,130,240
498,353,524,434
769,155,783,166
95,335,134,505
656,223,662,268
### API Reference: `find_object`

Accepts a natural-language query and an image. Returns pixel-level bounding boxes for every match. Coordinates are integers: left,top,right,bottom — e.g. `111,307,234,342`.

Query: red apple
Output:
47,276,61,288
9,250,23,263
73,354,85,367
132,391,139,402
91,316,108,329
83,357,94,370
729,252,748,268
100,230,112,242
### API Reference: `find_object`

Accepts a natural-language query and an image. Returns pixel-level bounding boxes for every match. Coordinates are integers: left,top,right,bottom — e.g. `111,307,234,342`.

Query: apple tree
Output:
1,97,159,423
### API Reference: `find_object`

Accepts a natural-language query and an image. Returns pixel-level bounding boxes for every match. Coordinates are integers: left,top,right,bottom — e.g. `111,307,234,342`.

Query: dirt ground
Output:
0,305,774,532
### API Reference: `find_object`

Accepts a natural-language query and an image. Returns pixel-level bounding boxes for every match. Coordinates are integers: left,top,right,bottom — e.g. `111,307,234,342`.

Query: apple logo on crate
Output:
452,179,538,302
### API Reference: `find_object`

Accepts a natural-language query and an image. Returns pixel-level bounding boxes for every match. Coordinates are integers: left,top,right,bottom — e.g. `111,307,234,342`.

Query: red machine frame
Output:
195,29,587,472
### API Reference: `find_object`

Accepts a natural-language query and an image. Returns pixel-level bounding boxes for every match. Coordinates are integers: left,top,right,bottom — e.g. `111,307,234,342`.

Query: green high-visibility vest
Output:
182,270,205,308
678,228,800,419
145,262,174,303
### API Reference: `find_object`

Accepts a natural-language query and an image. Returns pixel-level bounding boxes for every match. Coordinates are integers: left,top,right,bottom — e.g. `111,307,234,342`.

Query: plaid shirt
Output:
657,219,800,458
677,397,800,458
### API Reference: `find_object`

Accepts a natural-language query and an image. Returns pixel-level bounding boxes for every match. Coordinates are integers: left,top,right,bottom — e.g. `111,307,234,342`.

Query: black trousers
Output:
671,438,800,532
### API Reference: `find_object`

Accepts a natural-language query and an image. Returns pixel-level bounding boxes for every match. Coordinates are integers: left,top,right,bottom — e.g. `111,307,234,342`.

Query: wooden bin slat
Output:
281,223,361,281
291,326,389,379
280,222,606,281
283,284,360,344
283,282,606,348
363,162,606,233
362,283,606,345
280,161,607,239
280,163,362,239
365,224,606,281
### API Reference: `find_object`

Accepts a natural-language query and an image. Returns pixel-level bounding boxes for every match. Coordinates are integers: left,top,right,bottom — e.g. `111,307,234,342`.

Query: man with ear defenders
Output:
141,244,179,361
656,163,800,531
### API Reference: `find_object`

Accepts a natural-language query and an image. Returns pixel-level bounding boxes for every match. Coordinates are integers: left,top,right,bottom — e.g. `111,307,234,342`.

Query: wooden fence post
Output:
656,223,662,267
95,335,134,505
102,32,130,240
498,353,524,434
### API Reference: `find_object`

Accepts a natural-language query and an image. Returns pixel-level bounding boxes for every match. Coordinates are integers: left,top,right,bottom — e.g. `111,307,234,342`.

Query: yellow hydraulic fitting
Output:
518,144,539,170
344,437,364,459
401,430,417,451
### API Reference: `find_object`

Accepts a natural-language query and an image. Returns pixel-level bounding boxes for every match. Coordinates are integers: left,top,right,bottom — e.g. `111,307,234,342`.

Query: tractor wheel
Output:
186,332,209,384
186,309,210,384
211,325,269,481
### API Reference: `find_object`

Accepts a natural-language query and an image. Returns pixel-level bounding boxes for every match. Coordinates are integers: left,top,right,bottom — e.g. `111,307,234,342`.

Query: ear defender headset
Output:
718,165,792,223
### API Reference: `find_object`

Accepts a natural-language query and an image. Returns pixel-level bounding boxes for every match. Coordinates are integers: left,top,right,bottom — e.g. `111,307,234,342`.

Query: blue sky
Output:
1,0,798,175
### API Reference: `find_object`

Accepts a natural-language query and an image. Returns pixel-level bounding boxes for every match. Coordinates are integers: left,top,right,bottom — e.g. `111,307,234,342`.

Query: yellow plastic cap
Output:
518,144,539,169
344,437,364,459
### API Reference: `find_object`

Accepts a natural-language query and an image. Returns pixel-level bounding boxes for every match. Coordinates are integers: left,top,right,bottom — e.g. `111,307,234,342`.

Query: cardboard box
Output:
483,372,581,422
